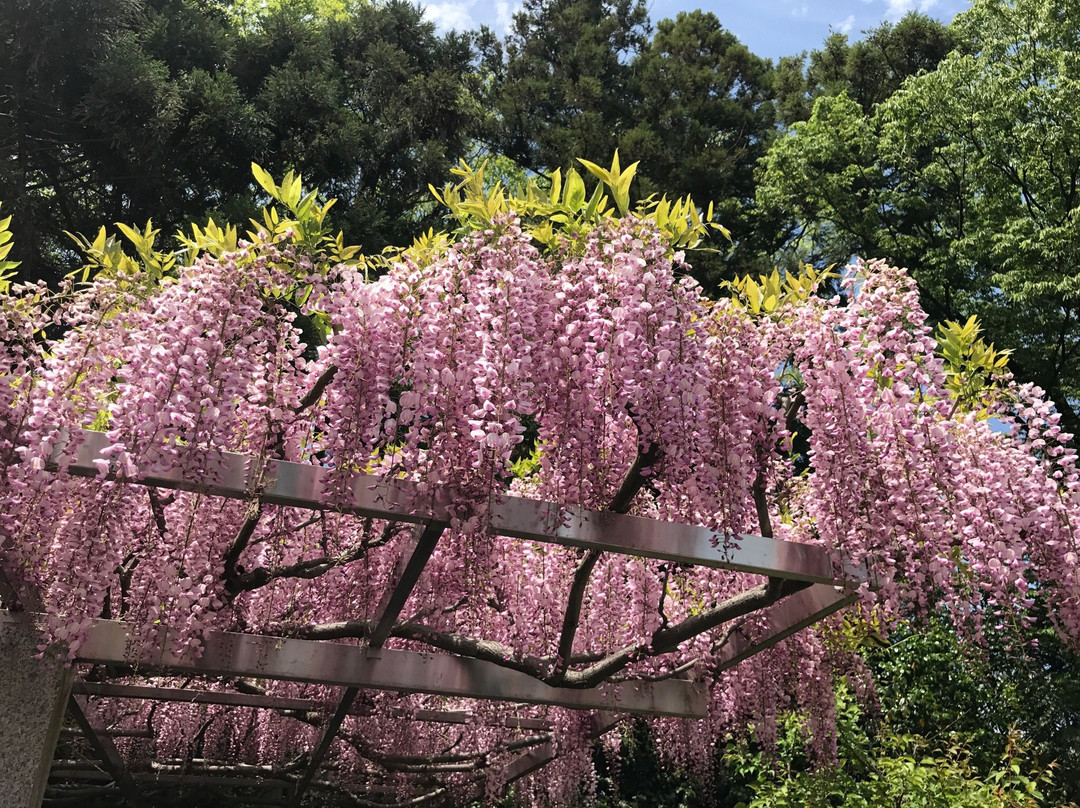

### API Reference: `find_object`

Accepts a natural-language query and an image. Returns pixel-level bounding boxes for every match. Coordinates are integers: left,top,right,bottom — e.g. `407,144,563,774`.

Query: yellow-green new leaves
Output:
429,153,727,257
0,204,20,294
728,265,834,315
640,196,728,251
430,158,610,252
253,162,304,211
561,169,586,212
250,162,343,257
937,316,1012,416
428,159,509,229
115,221,177,281
66,222,175,288
62,165,362,327
175,219,240,263
578,151,639,216
373,228,455,276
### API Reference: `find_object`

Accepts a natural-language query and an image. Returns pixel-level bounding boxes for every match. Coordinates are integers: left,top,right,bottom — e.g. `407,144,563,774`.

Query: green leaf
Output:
548,168,562,207
564,169,586,212
583,182,605,221
614,159,639,215
577,156,612,188
115,222,146,251
252,162,277,198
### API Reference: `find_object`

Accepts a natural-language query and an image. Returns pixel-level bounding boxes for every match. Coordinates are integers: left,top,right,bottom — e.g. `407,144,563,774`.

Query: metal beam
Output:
60,726,152,738
714,584,859,672
53,429,871,587
289,521,446,805
501,740,554,785
67,618,705,718
72,682,551,729
66,695,146,807
369,521,446,648
290,687,356,806
489,500,873,586
51,769,291,792
502,711,624,786
72,682,329,712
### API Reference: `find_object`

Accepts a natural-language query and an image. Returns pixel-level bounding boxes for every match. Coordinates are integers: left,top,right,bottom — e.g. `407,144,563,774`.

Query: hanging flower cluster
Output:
777,263,1080,638
1,198,1078,804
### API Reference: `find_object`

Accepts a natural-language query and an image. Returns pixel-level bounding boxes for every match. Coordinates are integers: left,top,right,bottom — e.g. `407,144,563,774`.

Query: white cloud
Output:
423,0,476,32
885,0,939,17
836,13,856,33
885,0,915,18
790,3,809,18
496,0,520,33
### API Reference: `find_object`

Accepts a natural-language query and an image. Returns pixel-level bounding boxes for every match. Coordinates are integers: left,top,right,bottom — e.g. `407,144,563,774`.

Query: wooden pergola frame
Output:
19,428,873,806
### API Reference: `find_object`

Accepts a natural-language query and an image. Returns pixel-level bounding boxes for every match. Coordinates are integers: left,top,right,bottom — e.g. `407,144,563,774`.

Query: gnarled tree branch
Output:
560,578,810,688
550,443,662,682
227,521,407,594
295,365,338,415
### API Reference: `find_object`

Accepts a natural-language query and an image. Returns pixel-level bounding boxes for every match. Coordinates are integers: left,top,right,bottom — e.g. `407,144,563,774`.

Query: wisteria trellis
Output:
1,211,1078,804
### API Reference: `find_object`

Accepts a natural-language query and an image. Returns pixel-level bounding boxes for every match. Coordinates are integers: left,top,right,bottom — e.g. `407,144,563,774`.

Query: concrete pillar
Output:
0,615,73,808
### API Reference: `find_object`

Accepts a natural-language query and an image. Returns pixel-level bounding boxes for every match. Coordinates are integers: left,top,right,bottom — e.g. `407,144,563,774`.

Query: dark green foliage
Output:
0,0,145,285
482,2,778,292
869,614,1080,806
233,0,480,253
623,11,778,287
593,719,709,808
481,0,651,175
0,0,480,285
772,12,955,124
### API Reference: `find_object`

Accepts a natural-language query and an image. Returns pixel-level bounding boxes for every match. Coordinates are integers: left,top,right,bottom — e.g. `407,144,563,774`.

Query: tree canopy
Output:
758,0,1080,436
480,2,777,288
0,0,480,285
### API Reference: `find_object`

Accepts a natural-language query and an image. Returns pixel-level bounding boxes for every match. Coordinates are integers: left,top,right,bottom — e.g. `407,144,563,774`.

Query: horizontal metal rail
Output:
71,682,552,729
50,429,872,587
501,711,623,786
72,682,330,712
49,769,291,792
64,617,706,719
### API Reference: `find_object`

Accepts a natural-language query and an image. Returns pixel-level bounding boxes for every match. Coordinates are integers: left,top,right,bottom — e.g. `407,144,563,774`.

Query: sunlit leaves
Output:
936,316,1012,416
0,204,20,295
429,152,726,257
727,265,834,316
578,150,639,216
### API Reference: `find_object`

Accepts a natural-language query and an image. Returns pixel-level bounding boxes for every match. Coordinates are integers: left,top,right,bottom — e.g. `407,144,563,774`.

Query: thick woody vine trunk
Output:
550,443,662,683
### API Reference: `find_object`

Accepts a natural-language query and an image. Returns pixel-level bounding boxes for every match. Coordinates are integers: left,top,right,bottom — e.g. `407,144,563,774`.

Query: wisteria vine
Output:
2,210,1078,804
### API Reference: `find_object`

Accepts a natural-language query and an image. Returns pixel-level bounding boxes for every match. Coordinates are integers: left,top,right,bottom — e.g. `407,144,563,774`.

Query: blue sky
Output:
421,0,972,62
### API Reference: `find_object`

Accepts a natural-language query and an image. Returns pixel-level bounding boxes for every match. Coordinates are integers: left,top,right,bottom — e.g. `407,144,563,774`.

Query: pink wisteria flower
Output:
0,218,1076,801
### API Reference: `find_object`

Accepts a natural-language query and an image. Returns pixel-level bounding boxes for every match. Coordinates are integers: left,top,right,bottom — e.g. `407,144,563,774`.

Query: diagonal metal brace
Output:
290,520,446,804
288,685,358,807
67,694,146,807
369,520,446,648
714,583,859,672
